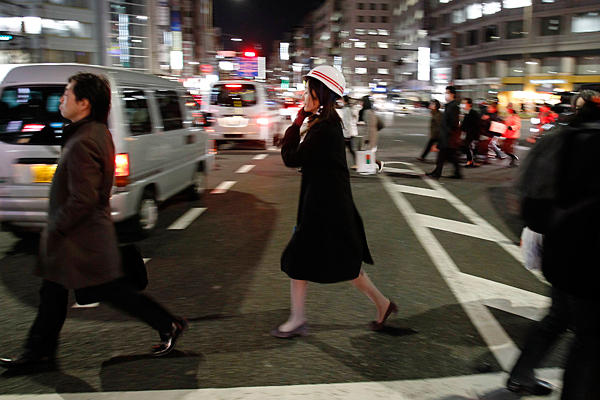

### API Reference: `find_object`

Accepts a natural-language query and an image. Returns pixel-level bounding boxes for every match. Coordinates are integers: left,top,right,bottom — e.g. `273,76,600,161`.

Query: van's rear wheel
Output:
188,168,206,201
135,188,158,237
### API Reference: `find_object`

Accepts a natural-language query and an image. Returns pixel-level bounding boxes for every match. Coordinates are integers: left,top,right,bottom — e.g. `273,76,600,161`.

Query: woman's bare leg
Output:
278,279,308,332
351,270,390,322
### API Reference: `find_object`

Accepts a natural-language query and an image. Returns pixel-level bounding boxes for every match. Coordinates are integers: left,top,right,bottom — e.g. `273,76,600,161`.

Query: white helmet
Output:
305,65,346,98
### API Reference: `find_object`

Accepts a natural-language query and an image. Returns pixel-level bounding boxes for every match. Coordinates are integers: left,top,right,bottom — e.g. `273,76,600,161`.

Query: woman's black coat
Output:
280,117,374,283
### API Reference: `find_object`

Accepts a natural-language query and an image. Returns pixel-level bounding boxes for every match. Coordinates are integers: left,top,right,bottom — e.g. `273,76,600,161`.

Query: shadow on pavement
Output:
100,350,202,391
303,303,501,382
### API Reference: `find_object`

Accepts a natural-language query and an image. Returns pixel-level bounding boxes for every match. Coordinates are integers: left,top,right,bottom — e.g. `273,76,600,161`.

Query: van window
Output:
122,89,152,135
0,85,67,145
155,90,183,131
211,84,257,107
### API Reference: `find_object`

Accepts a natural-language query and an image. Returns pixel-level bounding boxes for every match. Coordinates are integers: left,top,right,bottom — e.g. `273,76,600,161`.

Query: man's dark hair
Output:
306,77,342,125
68,72,111,124
463,98,473,105
446,86,457,96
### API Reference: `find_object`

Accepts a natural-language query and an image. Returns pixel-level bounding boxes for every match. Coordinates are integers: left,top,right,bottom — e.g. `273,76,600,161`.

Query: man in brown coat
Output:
1,73,186,372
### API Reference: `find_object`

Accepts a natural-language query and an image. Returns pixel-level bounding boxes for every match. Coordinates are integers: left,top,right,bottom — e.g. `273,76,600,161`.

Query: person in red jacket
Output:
503,105,521,167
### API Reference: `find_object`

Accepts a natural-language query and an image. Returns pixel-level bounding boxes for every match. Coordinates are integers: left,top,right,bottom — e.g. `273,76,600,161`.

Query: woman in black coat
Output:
271,66,396,338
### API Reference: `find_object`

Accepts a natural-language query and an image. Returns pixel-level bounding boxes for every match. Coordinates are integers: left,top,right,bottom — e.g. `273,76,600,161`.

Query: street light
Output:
231,38,242,42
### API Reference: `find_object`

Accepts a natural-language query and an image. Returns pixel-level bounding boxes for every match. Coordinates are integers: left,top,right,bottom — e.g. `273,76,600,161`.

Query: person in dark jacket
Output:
1,73,186,372
271,66,396,338
427,86,462,179
417,99,442,161
460,98,480,168
507,90,600,398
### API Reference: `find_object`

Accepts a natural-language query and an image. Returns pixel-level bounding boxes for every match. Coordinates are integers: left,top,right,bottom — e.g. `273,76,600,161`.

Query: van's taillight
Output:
114,153,130,187
22,124,45,132
257,117,269,126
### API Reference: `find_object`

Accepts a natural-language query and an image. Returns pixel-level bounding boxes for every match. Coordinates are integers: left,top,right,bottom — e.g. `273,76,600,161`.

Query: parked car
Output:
201,80,282,148
0,63,214,238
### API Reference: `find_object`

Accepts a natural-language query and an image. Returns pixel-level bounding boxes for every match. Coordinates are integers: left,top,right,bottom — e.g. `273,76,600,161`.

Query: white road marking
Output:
267,146,279,151
515,145,531,151
72,302,99,309
210,181,236,194
416,214,509,243
381,172,523,371
252,154,268,160
382,167,419,175
0,369,562,399
235,164,256,174
394,184,446,199
168,207,207,230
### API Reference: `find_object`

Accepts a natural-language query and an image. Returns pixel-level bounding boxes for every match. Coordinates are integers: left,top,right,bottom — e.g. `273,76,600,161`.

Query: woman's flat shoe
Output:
270,322,308,339
370,301,398,331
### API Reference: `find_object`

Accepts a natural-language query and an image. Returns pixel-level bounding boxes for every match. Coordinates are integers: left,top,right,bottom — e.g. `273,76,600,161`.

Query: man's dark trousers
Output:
26,279,176,357
431,146,461,177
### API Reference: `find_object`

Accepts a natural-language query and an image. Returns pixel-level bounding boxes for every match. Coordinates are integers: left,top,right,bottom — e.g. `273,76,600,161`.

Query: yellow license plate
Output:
31,165,57,183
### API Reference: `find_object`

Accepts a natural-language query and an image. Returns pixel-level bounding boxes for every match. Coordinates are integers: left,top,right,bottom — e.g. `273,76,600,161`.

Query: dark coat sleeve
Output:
51,135,103,234
281,121,333,168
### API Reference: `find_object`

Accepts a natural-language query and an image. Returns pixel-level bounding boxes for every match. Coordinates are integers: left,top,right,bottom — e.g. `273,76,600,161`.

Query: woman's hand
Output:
293,109,312,127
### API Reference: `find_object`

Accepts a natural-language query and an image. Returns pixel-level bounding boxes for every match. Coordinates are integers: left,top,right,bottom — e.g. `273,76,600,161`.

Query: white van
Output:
202,80,282,148
0,63,214,237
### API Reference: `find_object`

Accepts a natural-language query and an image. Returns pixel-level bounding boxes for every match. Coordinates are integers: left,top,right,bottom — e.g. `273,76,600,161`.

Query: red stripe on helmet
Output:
311,70,343,94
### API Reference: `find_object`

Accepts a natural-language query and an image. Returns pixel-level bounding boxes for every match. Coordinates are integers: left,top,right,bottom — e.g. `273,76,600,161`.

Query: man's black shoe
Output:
426,171,440,179
152,317,188,357
0,352,56,372
506,377,553,396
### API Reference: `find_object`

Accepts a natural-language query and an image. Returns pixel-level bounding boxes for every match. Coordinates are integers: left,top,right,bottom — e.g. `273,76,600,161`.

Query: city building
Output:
294,0,397,95
428,0,600,106
0,0,215,78
392,0,432,95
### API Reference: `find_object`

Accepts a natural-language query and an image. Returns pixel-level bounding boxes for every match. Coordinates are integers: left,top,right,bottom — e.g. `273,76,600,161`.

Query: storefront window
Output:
485,25,499,42
577,56,600,75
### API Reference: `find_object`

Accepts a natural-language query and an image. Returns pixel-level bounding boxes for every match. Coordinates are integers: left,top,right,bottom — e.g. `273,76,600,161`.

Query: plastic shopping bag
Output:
520,227,543,272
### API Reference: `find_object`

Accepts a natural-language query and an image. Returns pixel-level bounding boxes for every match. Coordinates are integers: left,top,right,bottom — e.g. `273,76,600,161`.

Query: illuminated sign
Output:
530,79,567,84
418,47,430,81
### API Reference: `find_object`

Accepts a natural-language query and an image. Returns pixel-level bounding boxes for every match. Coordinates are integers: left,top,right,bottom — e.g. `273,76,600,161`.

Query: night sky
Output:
213,0,325,56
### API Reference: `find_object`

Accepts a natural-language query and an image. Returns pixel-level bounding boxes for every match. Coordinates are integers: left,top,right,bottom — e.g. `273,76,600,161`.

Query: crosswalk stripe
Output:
168,207,207,230
252,154,268,160
382,167,419,175
416,213,507,242
0,369,562,399
380,173,521,371
210,181,236,194
394,184,446,199
235,164,255,174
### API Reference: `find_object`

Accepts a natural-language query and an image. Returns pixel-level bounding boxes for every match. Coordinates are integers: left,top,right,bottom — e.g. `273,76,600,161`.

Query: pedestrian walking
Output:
480,101,506,161
508,89,600,398
0,73,186,373
427,86,462,179
358,95,383,172
502,105,521,167
338,95,358,168
417,99,442,161
271,65,396,338
460,98,481,168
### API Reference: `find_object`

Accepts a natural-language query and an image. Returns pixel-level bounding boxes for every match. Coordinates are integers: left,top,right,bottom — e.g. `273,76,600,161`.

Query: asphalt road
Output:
0,113,567,399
